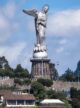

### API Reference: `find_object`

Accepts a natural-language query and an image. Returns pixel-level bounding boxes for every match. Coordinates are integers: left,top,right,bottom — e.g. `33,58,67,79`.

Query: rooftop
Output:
40,99,64,104
0,91,35,100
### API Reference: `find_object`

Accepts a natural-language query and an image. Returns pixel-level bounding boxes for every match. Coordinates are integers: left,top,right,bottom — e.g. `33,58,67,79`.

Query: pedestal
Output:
30,58,51,80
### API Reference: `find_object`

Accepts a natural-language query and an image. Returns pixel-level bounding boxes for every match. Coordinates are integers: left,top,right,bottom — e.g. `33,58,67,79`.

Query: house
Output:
40,99,66,108
0,91,35,107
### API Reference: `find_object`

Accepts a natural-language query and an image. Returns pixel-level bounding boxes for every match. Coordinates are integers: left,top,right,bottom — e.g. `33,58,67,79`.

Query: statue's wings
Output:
23,9,37,17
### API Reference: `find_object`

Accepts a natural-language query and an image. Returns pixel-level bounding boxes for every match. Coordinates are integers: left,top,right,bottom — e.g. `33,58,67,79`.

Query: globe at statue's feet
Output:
33,44,48,58
33,51,48,58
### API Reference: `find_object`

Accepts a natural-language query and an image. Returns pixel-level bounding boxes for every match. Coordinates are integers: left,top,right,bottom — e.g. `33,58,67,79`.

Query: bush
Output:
37,78,53,87
31,81,45,99
63,100,72,108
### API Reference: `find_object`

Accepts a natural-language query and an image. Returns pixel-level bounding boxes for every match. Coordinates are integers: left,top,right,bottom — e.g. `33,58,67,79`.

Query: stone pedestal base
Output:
30,58,51,80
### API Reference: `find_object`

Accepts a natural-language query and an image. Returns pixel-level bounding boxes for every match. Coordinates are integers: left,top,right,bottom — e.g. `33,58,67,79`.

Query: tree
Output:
37,78,53,87
63,100,72,108
14,64,29,78
70,87,80,108
23,79,31,85
70,87,77,99
14,78,23,85
0,69,6,77
47,89,67,101
0,56,8,69
71,98,80,108
70,87,80,99
31,81,45,99
60,68,74,81
14,78,31,86
74,60,80,81
0,56,14,77
47,89,57,99
49,63,59,80
0,56,30,78
0,66,14,77
46,89,72,108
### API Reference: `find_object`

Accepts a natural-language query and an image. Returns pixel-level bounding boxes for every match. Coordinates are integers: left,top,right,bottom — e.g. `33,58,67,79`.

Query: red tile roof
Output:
5,93,35,100
0,91,35,100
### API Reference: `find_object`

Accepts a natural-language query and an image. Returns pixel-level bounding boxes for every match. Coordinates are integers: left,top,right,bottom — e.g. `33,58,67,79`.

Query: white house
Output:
40,99,66,108
0,91,36,107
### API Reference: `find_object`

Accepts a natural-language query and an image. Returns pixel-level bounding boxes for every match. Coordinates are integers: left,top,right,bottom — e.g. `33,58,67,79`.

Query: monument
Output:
23,5,51,80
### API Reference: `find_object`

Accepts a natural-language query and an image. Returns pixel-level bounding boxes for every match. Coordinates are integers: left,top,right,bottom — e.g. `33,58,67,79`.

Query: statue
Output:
23,5,49,53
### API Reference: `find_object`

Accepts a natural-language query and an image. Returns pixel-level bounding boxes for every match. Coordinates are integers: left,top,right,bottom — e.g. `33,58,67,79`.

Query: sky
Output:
0,0,80,75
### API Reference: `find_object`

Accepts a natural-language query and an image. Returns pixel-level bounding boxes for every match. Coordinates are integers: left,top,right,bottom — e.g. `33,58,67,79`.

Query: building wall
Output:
0,77,14,87
6,100,35,107
52,81,80,91
40,104,66,108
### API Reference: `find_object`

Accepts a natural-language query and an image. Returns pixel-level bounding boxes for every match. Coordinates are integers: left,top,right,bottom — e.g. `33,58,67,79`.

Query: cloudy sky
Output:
0,0,80,75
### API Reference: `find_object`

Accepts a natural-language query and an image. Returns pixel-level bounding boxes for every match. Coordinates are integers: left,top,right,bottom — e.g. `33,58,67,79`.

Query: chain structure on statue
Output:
23,5,51,79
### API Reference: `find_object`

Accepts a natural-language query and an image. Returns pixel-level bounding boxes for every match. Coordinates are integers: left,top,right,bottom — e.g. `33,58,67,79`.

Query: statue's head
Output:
42,4,49,13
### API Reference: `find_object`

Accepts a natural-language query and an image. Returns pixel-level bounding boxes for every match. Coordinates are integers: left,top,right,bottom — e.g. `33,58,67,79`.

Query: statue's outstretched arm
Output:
23,9,37,17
